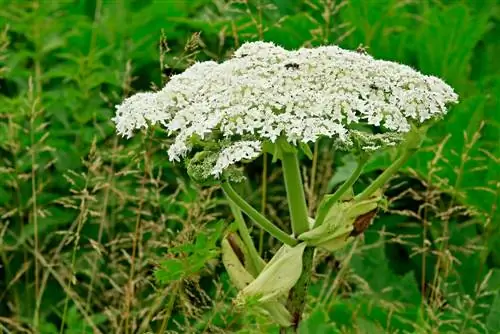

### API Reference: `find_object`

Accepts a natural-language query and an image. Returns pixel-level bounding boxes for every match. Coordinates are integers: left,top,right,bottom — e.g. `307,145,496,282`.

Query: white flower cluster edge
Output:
113,41,458,177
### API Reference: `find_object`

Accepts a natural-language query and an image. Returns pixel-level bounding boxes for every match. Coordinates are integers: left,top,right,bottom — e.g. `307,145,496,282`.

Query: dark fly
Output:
284,63,300,70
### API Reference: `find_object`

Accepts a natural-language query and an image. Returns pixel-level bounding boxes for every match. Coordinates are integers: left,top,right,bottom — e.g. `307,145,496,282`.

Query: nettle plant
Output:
113,42,458,330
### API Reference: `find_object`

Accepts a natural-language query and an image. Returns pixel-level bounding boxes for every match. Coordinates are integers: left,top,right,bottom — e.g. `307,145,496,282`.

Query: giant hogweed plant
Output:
112,42,458,330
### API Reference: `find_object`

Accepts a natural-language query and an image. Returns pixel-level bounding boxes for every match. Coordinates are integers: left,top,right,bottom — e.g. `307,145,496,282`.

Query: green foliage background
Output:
0,0,498,333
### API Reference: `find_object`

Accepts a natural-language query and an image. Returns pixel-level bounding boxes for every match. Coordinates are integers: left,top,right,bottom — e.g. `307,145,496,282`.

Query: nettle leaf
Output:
155,220,224,284
413,3,491,90
348,233,421,328
299,308,340,334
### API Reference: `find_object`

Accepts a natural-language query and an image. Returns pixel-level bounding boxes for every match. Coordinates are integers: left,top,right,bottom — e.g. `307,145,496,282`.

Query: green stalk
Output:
285,246,314,330
355,152,410,201
281,150,310,236
259,152,269,255
228,200,265,273
355,128,422,201
221,182,297,246
280,148,312,330
314,156,369,228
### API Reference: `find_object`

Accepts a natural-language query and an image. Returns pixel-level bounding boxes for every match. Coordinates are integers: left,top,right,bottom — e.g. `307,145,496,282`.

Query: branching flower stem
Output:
221,182,297,246
355,150,413,201
228,200,265,273
314,155,369,228
355,128,423,201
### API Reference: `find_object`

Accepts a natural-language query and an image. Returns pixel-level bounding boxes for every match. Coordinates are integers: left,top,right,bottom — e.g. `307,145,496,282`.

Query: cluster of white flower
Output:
113,41,458,176
212,141,262,176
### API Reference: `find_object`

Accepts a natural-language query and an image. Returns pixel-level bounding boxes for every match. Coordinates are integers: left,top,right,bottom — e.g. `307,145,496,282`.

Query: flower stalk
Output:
227,201,265,274
314,155,369,228
281,149,310,237
111,41,458,331
355,128,423,201
222,182,297,246
280,146,313,330
354,150,412,201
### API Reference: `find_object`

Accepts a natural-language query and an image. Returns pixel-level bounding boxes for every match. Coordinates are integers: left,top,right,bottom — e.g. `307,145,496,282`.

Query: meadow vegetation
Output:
0,0,499,333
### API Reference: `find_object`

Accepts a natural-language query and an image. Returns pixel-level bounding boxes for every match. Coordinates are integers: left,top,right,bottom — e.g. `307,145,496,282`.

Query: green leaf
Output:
155,221,224,283
299,308,340,334
350,233,421,305
238,243,306,303
487,293,500,332
299,142,313,160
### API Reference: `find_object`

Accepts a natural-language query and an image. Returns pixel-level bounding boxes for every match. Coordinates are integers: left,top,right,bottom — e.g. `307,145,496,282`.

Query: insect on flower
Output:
356,44,369,55
284,63,300,70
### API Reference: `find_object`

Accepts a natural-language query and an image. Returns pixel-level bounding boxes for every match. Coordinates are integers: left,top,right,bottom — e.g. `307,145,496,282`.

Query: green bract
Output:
300,190,382,251
221,233,294,326
237,242,306,304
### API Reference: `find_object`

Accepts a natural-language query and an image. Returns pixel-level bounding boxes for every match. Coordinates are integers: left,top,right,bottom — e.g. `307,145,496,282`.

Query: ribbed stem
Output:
281,151,310,236
280,148,312,331
222,182,297,246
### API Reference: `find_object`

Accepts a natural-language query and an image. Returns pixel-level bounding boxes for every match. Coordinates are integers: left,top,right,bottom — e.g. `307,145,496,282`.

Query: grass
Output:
0,0,499,333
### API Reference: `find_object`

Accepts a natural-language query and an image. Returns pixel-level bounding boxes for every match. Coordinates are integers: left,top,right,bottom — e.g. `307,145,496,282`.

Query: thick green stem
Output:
314,156,369,228
222,182,297,246
280,148,312,331
281,150,310,236
228,201,265,273
286,246,314,330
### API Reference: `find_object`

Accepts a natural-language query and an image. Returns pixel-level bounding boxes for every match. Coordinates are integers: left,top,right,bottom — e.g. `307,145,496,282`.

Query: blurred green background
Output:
0,0,499,333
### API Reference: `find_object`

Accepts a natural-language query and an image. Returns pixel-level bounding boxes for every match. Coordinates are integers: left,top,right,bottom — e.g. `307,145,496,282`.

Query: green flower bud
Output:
258,301,293,327
299,191,382,251
221,235,255,290
186,151,219,186
221,234,292,327
336,129,404,154
237,243,306,304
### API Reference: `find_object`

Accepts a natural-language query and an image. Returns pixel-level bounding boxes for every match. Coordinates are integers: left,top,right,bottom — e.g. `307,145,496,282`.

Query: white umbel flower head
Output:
113,42,458,177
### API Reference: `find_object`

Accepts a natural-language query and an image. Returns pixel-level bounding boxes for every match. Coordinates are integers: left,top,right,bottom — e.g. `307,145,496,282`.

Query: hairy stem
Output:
280,148,312,331
286,246,314,330
222,182,297,246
